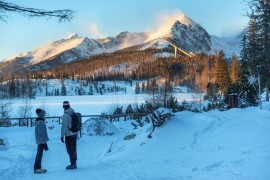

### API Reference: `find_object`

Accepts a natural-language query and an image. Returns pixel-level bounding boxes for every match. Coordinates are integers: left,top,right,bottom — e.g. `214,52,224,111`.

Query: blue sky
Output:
0,0,248,61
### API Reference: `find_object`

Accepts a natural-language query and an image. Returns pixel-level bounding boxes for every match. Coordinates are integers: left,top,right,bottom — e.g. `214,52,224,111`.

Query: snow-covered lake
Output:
1,93,196,119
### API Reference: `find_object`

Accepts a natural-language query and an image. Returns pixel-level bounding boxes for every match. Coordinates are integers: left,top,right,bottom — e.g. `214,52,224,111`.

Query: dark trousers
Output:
34,144,44,170
65,135,77,165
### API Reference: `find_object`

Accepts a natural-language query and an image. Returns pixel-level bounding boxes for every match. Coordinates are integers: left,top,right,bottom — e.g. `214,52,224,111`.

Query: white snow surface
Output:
30,36,92,64
141,39,170,50
1,93,270,180
2,35,105,64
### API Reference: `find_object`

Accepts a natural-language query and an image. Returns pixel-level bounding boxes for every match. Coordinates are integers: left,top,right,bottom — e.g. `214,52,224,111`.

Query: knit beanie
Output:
63,101,70,106
36,108,46,118
63,101,70,110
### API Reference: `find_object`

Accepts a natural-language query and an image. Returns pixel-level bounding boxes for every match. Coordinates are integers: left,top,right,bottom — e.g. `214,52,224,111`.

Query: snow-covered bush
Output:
148,107,174,138
82,118,119,136
0,102,11,127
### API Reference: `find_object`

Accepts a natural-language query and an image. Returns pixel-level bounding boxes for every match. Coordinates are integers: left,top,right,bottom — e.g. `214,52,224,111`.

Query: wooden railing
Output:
0,113,149,127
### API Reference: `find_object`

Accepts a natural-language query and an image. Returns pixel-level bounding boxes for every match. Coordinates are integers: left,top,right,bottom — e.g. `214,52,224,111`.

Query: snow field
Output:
1,105,270,179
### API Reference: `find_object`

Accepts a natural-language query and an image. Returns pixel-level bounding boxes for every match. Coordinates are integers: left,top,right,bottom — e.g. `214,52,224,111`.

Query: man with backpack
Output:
61,101,78,170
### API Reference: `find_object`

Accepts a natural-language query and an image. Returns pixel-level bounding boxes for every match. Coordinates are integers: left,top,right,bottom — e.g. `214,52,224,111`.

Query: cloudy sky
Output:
0,0,248,61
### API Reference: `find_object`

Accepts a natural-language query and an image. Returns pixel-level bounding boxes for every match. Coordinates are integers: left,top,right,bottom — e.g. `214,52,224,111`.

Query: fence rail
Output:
0,113,149,127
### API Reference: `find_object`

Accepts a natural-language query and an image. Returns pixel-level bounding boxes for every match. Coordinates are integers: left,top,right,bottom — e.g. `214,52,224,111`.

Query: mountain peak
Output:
178,14,196,27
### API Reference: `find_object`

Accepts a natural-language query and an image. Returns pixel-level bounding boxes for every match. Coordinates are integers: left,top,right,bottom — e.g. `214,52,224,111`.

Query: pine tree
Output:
167,95,178,112
135,82,140,94
229,55,241,83
27,78,34,99
89,85,93,95
125,104,133,114
8,77,15,98
61,80,67,96
215,50,231,95
240,29,248,62
146,79,151,93
244,0,270,100
256,0,270,98
206,82,219,101
247,12,260,64
141,82,145,93
15,79,20,97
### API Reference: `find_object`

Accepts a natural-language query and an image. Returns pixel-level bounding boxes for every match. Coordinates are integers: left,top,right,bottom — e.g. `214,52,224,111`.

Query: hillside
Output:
0,105,269,180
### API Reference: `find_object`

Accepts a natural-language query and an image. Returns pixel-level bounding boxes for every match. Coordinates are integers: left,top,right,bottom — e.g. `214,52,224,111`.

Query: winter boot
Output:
66,164,77,170
34,169,47,174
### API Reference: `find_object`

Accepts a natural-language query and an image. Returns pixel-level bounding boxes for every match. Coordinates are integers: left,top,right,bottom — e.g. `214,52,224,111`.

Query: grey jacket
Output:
61,107,77,137
35,118,49,144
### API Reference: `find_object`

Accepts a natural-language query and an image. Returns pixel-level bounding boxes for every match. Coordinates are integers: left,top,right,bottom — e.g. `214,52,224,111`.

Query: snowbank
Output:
1,106,270,180
82,118,119,136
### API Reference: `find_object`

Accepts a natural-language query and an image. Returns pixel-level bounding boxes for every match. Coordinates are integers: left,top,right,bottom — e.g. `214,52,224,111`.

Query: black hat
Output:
63,101,70,106
36,108,46,118
63,101,70,110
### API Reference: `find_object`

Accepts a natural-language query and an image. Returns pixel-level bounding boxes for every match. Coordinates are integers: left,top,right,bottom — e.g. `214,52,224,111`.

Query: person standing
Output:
34,108,49,174
61,101,78,170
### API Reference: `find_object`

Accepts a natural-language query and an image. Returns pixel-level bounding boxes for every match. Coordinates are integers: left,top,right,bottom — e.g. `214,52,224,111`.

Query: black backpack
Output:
69,112,82,133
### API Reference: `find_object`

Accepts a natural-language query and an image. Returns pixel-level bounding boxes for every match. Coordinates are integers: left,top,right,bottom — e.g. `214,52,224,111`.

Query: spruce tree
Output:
215,50,231,95
61,80,67,96
141,82,145,93
240,29,248,63
8,77,15,98
135,82,140,94
125,104,133,114
256,0,270,98
229,55,241,83
244,0,270,100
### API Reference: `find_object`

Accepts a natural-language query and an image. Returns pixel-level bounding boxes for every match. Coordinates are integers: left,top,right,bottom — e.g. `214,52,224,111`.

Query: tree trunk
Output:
266,83,269,101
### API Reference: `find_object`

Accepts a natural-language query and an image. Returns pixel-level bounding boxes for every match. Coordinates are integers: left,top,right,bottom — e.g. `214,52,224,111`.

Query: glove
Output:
43,143,49,151
61,137,64,143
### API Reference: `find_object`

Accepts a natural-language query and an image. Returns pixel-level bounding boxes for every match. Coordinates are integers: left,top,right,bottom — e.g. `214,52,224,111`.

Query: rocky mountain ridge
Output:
0,15,241,75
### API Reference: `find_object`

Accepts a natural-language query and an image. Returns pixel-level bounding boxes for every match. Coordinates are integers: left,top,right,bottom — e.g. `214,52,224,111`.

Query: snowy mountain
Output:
0,14,241,74
169,16,212,53
0,32,149,74
0,34,105,73
97,31,148,51
126,15,240,57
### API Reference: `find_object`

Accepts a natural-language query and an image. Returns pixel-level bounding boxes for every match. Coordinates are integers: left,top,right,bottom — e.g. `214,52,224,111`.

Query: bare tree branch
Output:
0,1,75,22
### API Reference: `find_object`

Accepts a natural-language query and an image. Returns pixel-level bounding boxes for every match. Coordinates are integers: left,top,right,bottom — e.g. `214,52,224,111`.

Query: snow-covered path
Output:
1,107,270,180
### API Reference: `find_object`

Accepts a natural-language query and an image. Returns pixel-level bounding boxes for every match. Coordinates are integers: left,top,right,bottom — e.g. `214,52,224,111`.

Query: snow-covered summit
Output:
178,14,197,27
169,18,212,53
0,14,242,74
97,31,148,50
30,35,92,64
2,34,104,65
